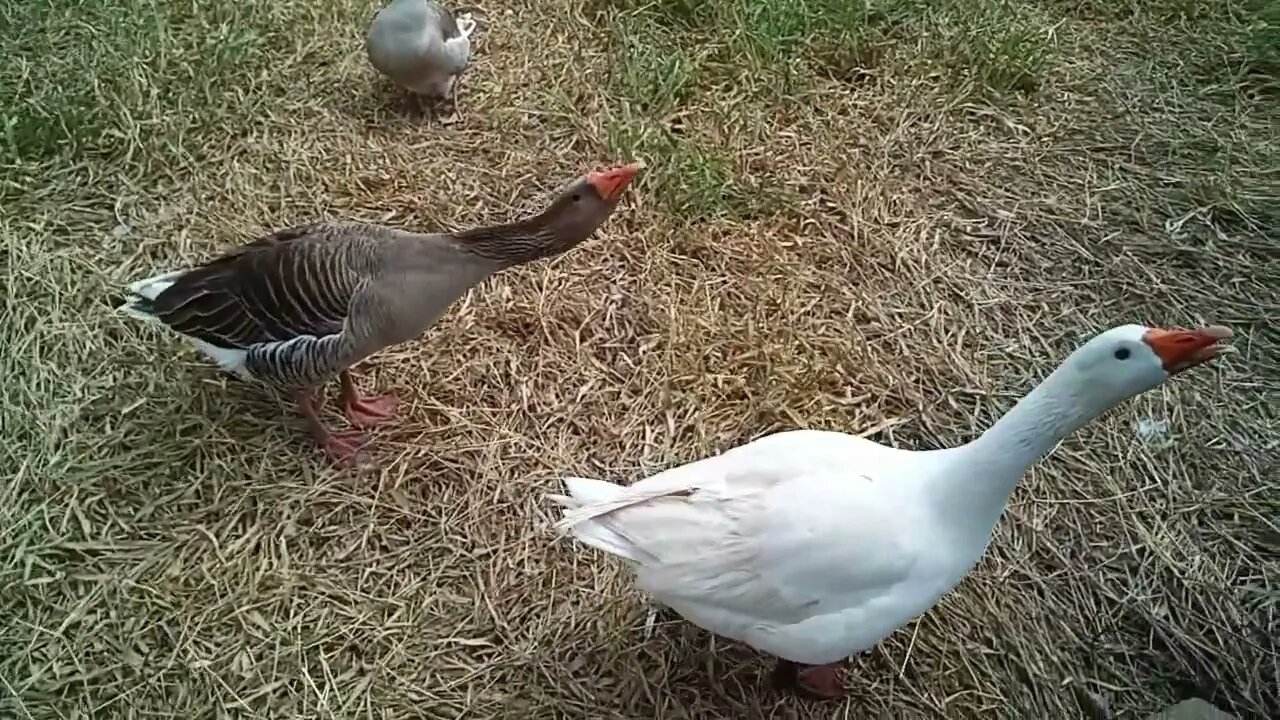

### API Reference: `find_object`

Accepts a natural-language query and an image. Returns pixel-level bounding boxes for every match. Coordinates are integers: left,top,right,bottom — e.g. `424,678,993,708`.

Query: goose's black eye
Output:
1114,347,1131,360
571,193,582,202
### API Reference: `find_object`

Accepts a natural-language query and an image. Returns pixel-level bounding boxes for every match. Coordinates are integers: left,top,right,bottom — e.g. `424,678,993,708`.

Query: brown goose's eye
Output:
571,193,582,202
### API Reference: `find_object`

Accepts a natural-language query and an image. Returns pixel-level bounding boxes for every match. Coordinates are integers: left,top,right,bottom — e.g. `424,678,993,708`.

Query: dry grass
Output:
2,0,1277,718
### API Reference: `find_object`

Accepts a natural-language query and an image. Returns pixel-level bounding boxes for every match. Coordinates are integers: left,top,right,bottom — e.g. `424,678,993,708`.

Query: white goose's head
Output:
1060,323,1233,407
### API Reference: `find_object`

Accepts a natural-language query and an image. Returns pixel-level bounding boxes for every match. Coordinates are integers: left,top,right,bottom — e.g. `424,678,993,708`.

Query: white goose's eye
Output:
1114,347,1131,360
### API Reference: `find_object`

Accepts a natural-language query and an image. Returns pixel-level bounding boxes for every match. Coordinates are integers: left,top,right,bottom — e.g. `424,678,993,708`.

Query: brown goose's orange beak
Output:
1142,325,1233,373
587,163,642,201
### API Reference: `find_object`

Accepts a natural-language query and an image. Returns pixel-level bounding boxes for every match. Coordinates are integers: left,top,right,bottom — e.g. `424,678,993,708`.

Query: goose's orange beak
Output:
587,163,642,201
1142,325,1233,373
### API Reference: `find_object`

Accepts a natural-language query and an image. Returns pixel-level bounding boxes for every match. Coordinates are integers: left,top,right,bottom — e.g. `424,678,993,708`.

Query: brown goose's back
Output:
123,221,499,386
144,223,385,349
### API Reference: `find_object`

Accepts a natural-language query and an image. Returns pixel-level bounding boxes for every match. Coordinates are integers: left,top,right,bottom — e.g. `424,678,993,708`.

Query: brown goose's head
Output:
456,163,642,265
533,162,642,247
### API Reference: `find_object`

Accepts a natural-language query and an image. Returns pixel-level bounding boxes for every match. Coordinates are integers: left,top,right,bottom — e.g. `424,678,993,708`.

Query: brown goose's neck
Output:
450,212,570,267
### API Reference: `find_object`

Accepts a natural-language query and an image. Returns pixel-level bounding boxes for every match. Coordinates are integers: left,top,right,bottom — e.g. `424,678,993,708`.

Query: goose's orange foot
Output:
344,392,398,428
339,370,398,428
297,387,369,463
320,429,369,463
772,660,846,700
797,663,846,700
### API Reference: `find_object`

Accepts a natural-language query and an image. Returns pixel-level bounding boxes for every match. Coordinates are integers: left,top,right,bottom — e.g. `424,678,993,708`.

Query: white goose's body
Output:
550,323,1232,698
556,431,980,665
366,0,476,98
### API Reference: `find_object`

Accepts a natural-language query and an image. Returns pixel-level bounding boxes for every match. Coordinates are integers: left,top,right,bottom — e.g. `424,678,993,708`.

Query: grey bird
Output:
366,0,477,106
119,163,642,461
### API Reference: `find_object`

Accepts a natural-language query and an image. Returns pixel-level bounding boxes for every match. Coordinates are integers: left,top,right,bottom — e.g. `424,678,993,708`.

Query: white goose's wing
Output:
556,430,921,626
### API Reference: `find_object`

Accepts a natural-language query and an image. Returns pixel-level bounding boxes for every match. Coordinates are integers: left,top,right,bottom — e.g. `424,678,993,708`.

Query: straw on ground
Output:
2,0,1276,718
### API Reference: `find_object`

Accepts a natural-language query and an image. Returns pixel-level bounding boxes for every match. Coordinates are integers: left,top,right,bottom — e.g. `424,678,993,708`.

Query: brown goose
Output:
120,163,642,461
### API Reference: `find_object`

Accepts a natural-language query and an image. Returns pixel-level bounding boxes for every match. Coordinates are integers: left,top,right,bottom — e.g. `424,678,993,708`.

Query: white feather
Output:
186,338,251,379
127,269,187,299
560,476,625,506
118,269,186,321
549,476,658,564
545,431,970,665
118,268,252,380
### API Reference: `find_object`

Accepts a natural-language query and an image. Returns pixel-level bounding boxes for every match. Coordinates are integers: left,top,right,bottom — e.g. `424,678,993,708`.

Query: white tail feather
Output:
117,269,187,323
563,476,624,505
118,268,252,380
117,298,163,324
127,269,187,299
548,476,673,565
554,478,690,532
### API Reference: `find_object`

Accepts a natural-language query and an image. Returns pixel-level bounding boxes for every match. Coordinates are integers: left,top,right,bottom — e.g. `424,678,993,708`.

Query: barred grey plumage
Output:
246,328,358,388
119,163,643,461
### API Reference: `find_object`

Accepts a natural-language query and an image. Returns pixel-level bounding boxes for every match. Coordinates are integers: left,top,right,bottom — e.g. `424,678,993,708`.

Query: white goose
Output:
549,323,1232,699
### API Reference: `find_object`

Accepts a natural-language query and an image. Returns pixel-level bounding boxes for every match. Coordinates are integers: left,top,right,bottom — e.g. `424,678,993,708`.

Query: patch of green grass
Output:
605,0,720,30
612,30,701,116
0,0,329,177
1044,0,1275,231
1055,0,1278,97
598,0,1053,94
1238,0,1279,94
606,116,748,219
934,1,1054,94
602,18,751,219
597,0,1055,217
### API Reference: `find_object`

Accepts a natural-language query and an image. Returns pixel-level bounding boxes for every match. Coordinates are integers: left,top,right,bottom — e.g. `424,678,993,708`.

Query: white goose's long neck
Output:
936,364,1104,533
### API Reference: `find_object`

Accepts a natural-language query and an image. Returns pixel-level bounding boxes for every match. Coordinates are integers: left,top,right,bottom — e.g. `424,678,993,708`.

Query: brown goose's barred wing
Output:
148,223,362,349
134,222,397,387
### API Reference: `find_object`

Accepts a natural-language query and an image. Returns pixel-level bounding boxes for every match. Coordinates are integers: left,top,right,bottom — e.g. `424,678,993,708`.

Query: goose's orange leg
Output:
297,387,366,461
339,370,398,428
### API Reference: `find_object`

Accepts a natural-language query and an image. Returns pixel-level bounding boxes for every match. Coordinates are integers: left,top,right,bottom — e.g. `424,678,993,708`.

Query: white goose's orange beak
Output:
586,163,642,201
1142,325,1233,373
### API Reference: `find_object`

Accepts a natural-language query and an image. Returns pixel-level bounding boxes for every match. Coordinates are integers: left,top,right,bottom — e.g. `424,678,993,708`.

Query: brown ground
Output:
2,1,1276,718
